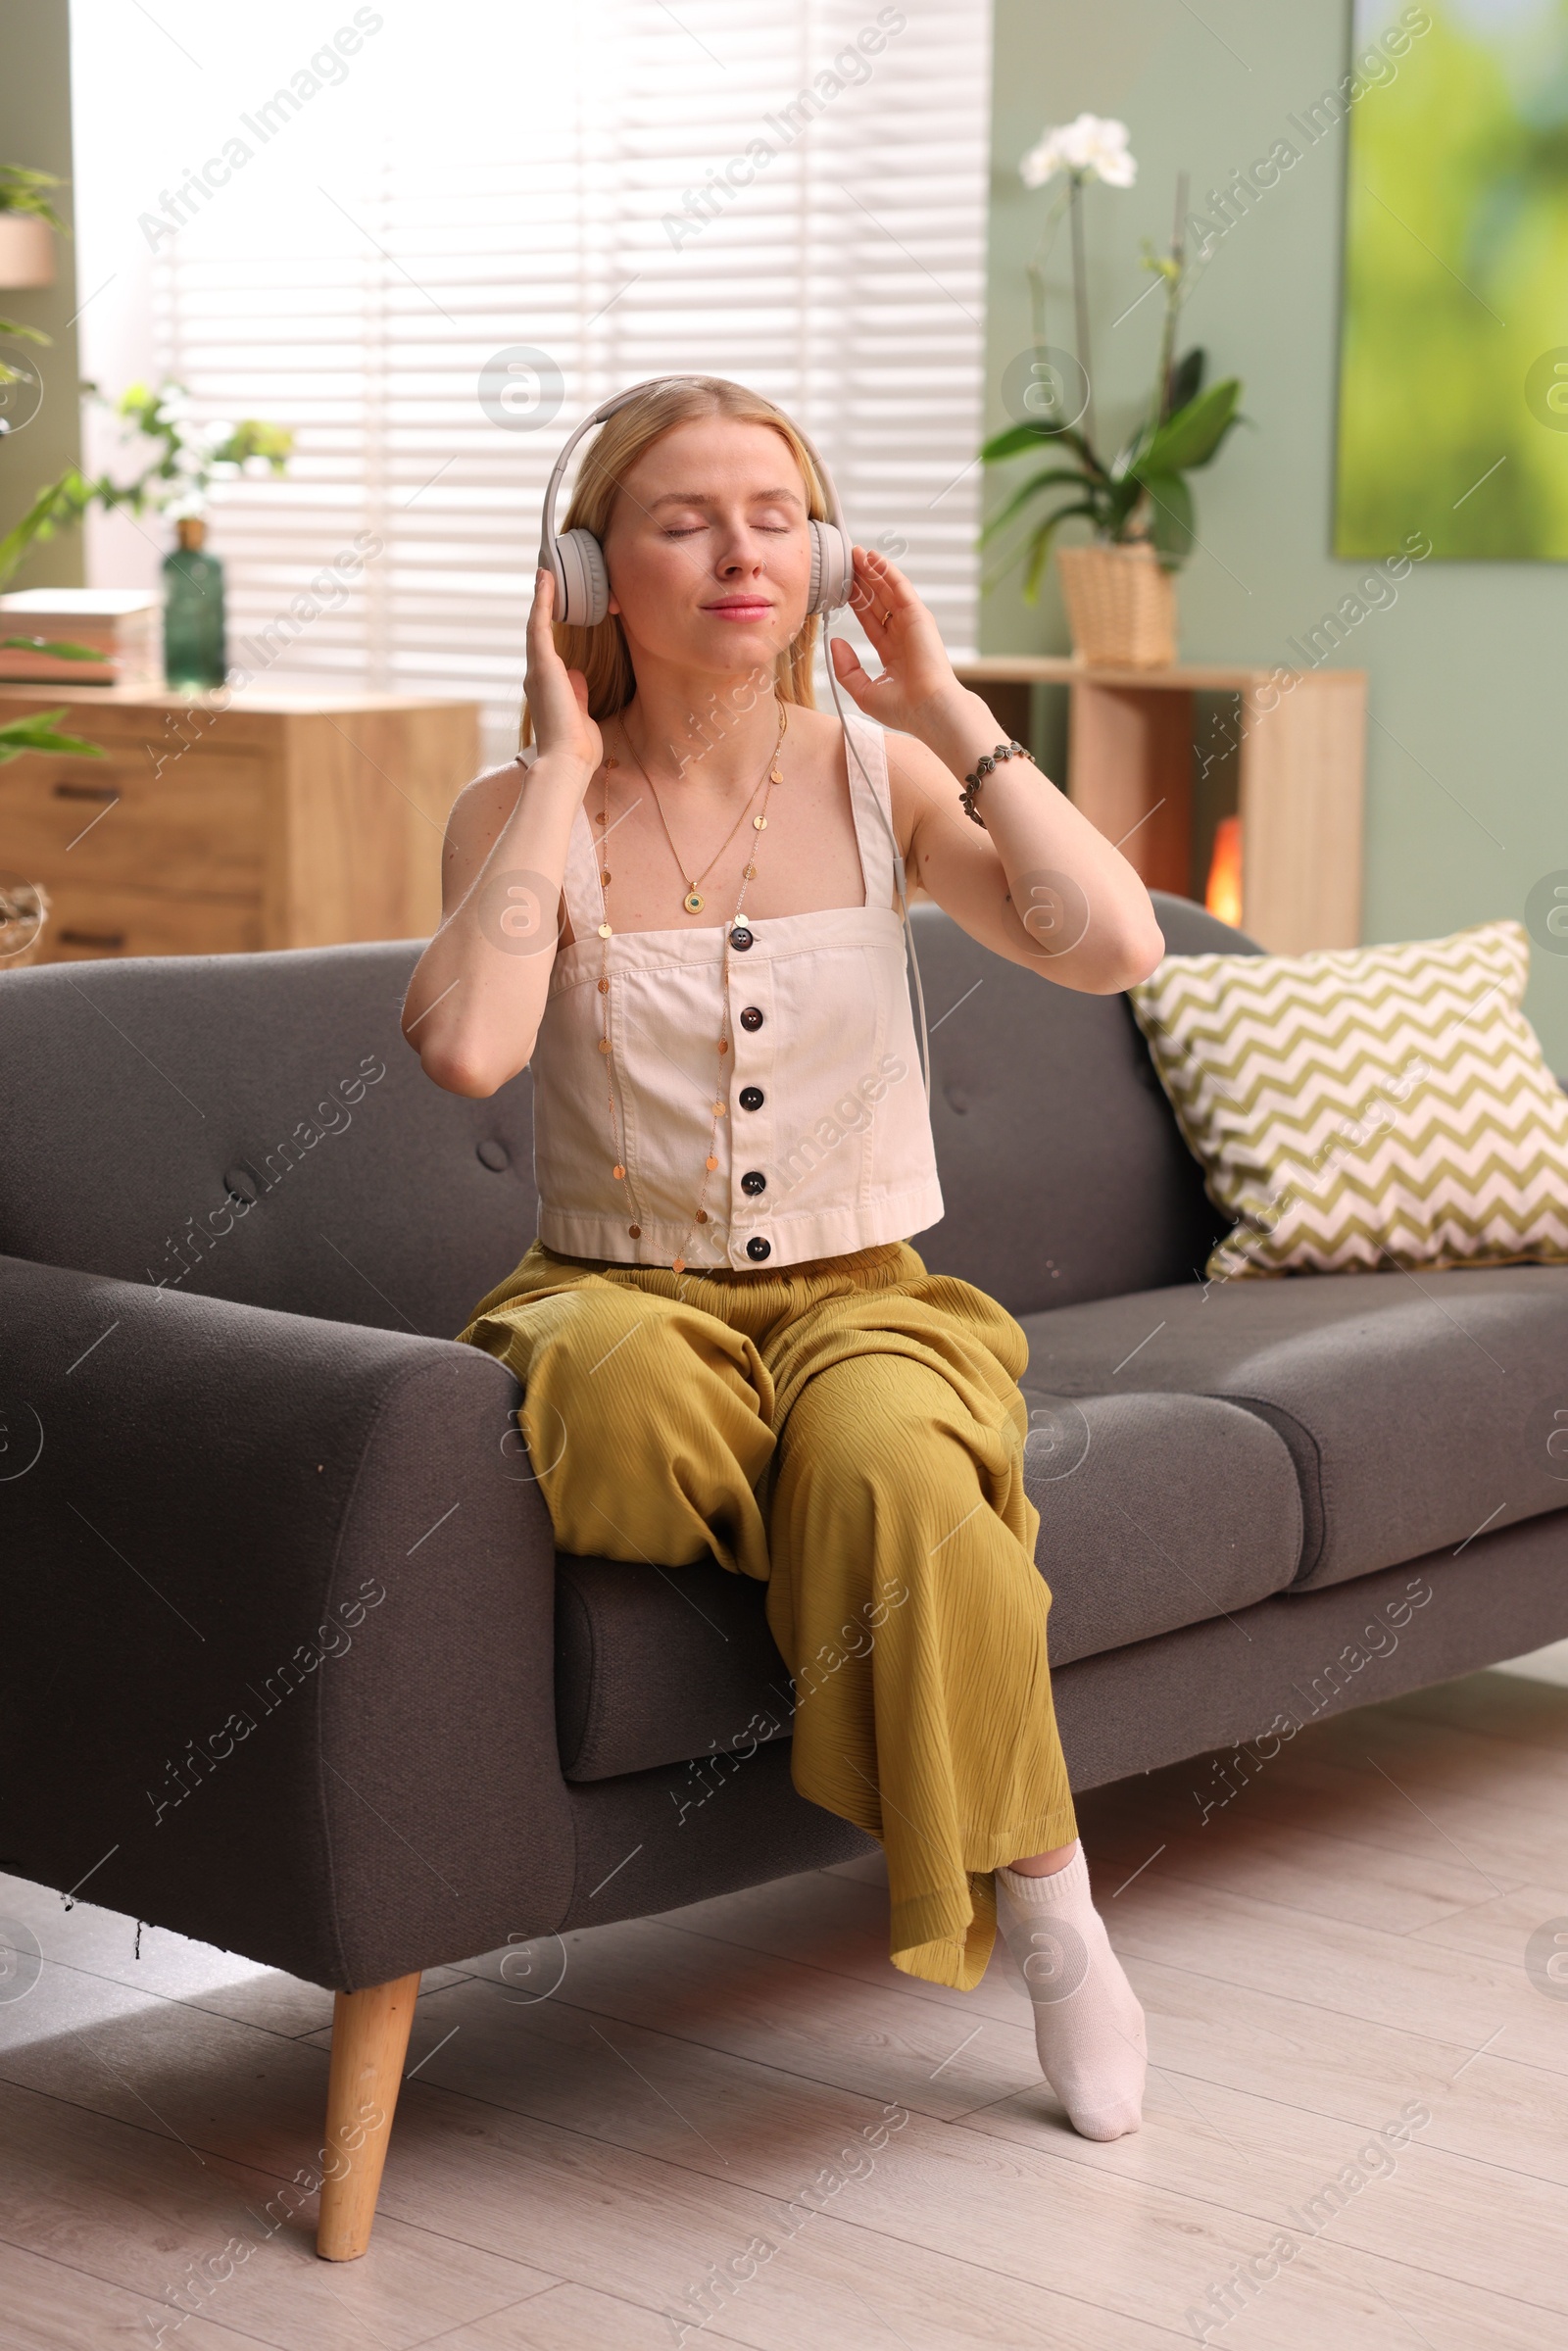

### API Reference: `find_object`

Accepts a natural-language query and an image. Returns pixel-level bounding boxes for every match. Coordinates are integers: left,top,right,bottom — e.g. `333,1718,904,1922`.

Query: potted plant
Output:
0,165,63,290
0,381,293,687
981,117,1244,668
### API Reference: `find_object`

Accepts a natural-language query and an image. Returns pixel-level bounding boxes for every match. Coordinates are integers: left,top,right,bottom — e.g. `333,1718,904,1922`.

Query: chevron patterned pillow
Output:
1127,919,1568,1281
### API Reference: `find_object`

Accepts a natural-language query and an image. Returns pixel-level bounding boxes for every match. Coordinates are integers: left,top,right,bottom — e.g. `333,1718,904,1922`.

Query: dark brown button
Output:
729,926,754,952
739,1086,764,1111
746,1237,771,1261
476,1139,510,1171
223,1164,260,1204
741,1170,766,1196
739,1005,763,1031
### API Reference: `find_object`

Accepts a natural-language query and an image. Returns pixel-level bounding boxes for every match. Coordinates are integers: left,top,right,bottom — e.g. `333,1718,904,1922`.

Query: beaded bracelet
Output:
958,739,1035,826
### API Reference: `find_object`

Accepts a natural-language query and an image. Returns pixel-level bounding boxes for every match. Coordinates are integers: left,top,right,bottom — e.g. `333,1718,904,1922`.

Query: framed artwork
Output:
1335,0,1568,559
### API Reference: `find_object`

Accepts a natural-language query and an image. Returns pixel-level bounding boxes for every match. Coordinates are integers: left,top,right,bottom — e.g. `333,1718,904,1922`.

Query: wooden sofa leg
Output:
316,1972,421,2261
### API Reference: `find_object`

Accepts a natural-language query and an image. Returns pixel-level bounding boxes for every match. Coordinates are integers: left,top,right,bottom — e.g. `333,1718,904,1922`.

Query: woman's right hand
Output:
525,566,603,781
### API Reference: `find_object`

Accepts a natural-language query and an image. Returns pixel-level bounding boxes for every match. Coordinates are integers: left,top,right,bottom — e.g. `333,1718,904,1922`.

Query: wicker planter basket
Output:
1056,541,1176,669
0,879,50,968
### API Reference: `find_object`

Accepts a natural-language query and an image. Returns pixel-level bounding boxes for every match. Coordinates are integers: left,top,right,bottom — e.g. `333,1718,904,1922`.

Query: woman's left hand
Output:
828,546,960,737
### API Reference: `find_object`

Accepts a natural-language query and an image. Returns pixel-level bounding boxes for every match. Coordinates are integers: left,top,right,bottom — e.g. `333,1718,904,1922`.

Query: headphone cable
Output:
823,643,934,1111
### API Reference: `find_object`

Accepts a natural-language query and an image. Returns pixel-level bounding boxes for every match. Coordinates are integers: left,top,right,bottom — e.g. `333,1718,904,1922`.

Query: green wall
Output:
0,0,83,589
986,0,1568,1068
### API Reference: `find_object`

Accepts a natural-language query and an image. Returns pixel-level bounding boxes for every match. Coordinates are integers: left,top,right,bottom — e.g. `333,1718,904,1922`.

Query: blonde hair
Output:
520,376,826,749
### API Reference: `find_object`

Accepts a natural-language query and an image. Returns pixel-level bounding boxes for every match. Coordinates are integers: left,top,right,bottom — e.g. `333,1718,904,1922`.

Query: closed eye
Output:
662,520,793,538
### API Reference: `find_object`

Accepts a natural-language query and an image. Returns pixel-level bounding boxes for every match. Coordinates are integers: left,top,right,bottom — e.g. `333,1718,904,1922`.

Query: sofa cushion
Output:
1022,1389,1302,1661
1128,917,1568,1280
554,1388,1302,1781
1019,1263,1568,1591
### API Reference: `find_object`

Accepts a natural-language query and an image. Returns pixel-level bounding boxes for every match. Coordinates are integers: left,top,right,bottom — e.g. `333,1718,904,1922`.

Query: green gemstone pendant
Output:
683,890,705,914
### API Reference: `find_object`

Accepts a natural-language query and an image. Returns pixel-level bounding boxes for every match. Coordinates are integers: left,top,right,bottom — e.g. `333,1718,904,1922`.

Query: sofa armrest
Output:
0,1254,572,1987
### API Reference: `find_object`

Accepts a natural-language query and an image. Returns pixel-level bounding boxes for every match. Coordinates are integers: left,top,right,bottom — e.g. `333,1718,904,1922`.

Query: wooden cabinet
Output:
954,658,1367,955
0,685,480,962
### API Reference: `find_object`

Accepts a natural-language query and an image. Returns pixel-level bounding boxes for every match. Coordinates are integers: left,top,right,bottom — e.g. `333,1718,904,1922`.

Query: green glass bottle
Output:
162,514,227,690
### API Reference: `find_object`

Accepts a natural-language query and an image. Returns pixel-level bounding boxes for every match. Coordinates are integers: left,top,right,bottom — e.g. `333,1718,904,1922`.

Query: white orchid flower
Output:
1020,114,1137,191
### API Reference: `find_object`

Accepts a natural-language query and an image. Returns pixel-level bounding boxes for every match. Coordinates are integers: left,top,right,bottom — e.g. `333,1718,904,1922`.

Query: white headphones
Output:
537,375,856,628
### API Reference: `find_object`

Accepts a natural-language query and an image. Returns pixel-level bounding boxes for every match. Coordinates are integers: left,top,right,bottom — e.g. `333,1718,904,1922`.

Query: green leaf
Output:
1138,471,1195,568
1,634,106,661
0,316,47,391
978,465,1098,545
0,165,67,232
115,379,159,423
0,470,96,588
0,709,103,764
981,418,1105,476
981,418,1073,464
1140,377,1243,476
1108,424,1149,484
1019,503,1102,603
981,420,1048,463
1166,346,1205,415
211,417,294,472
1103,474,1146,535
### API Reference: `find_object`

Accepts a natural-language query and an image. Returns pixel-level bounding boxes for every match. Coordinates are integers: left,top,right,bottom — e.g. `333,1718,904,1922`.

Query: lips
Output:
703,598,773,619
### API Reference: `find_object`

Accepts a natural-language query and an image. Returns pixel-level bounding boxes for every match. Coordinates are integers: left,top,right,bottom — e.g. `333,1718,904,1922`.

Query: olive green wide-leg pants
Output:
458,1237,1077,1989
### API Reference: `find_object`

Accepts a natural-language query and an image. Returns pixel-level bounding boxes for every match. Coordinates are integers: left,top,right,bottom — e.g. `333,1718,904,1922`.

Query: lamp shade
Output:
0,215,55,288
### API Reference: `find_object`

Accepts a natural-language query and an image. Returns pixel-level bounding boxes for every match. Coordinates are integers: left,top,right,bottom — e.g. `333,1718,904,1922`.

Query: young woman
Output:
403,376,1165,2142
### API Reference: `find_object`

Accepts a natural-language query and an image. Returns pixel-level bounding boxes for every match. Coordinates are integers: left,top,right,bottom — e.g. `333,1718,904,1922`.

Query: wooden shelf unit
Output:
953,657,1366,954
0,684,480,963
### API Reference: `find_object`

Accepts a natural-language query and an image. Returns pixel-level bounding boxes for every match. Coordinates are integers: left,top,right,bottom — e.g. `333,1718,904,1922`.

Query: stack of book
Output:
0,588,163,689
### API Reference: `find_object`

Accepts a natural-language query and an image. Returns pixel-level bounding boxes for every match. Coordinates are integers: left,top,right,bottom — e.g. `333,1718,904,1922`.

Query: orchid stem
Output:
1154,169,1189,424
1068,173,1097,466
1026,261,1047,357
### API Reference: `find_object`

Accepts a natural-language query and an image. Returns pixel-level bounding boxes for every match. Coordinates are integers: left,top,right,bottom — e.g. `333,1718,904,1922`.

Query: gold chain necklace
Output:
593,703,787,1275
618,709,785,915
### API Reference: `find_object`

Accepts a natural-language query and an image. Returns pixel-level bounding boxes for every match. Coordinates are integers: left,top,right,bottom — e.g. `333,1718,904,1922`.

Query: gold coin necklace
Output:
593,704,786,1275
619,706,786,916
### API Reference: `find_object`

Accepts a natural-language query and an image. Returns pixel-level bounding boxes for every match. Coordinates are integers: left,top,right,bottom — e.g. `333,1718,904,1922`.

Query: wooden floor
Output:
3,1657,1567,2350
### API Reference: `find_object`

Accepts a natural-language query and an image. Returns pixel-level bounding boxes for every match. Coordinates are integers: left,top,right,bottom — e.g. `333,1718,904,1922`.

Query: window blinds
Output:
74,0,991,763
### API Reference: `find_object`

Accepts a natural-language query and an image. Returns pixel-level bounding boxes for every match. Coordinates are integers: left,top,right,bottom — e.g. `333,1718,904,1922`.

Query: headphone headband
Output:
537,375,853,624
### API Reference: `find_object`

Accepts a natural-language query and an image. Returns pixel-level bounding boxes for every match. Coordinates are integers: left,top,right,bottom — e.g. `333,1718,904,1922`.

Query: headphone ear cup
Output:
806,519,855,616
550,526,611,628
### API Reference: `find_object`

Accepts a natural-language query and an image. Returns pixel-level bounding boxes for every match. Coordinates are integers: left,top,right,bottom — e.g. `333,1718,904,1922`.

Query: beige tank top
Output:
530,712,944,1271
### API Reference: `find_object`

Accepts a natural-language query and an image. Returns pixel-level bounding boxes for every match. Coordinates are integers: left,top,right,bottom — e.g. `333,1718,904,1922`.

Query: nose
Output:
717,542,763,577
714,515,766,576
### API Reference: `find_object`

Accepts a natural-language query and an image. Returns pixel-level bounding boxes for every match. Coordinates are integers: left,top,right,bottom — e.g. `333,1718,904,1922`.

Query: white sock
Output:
994,1842,1147,2141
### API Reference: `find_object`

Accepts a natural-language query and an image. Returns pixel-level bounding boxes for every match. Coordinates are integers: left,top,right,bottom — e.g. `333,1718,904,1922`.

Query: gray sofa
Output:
3,891,1565,2255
